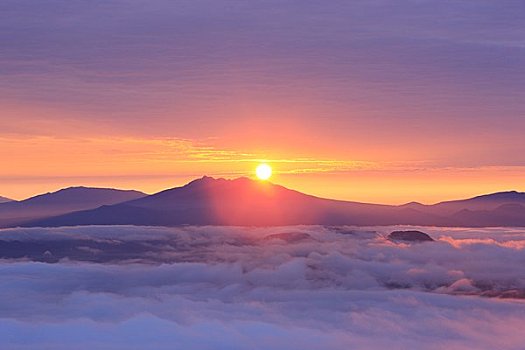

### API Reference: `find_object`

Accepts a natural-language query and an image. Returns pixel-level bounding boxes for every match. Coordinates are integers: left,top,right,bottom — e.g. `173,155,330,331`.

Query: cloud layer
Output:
0,225,524,349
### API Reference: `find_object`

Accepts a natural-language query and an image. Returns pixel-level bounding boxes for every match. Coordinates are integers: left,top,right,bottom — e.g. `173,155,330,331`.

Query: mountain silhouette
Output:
14,177,452,227
0,196,13,204
399,191,525,227
403,191,525,215
6,177,525,228
0,187,146,227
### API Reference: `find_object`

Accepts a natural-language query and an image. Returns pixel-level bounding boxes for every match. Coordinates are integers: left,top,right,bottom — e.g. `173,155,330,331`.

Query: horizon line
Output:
2,175,523,207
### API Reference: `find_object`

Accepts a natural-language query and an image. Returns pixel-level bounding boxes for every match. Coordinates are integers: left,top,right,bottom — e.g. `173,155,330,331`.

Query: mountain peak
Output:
185,176,224,186
58,186,141,193
470,191,524,201
23,186,146,203
0,186,149,228
400,201,425,207
0,196,14,204
184,176,270,189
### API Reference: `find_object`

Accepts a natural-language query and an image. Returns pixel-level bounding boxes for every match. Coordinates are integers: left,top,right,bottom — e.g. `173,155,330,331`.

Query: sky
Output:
1,0,525,203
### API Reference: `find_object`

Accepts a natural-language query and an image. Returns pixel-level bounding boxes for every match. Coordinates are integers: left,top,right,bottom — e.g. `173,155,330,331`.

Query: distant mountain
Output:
400,191,525,227
0,187,147,227
9,178,525,228
449,203,525,227
24,177,449,227
404,191,525,215
0,196,13,204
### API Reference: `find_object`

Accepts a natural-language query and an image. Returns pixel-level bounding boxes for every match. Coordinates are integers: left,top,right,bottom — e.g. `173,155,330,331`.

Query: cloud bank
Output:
0,225,524,349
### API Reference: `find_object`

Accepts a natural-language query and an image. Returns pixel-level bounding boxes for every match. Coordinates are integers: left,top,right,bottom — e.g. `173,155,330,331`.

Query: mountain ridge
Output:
0,196,13,204
0,187,147,227
9,176,525,228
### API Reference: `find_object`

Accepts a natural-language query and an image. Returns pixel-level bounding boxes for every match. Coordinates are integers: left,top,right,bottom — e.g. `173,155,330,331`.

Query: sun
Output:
256,163,272,180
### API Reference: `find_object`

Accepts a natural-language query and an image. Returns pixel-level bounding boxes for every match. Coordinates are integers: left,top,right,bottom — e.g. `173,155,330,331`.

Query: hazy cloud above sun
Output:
1,0,525,201
2,1,524,140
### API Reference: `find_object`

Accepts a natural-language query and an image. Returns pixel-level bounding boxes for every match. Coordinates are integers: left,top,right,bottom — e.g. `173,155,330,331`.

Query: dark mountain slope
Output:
403,191,525,216
0,187,147,227
26,177,447,227
0,196,13,204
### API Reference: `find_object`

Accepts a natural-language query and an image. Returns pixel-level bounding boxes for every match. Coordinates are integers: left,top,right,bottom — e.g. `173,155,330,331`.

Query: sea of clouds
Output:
0,225,524,349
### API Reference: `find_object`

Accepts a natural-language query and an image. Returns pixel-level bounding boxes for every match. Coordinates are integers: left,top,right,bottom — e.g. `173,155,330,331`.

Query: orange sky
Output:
1,127,524,204
2,1,524,203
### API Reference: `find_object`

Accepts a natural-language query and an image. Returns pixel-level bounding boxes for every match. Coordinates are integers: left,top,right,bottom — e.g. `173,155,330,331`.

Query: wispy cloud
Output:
0,135,378,176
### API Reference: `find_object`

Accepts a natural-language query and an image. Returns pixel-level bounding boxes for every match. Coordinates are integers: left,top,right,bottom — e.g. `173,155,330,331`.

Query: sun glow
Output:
256,163,272,180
